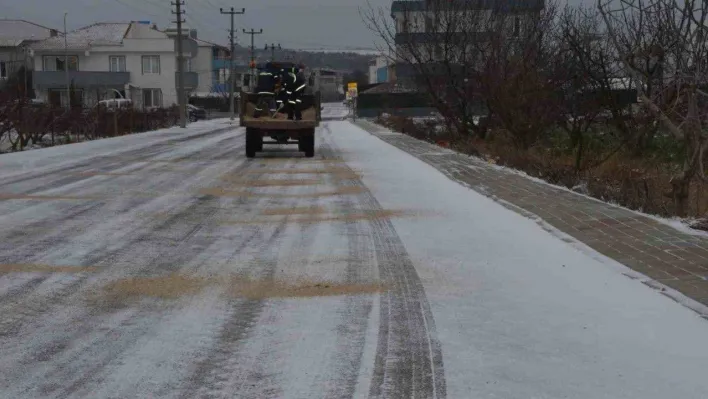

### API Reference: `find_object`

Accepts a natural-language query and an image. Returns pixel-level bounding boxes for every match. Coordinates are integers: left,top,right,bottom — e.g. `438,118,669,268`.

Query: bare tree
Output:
362,0,494,138
555,6,633,169
599,0,708,215
472,1,562,149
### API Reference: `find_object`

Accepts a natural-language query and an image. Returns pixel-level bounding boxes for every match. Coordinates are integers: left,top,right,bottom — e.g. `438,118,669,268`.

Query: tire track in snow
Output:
0,131,245,340
0,126,235,188
2,131,241,200
0,129,244,263
316,135,378,399
219,183,337,399
321,123,447,399
0,129,251,386
182,156,329,399
0,131,259,395
0,128,223,193
30,154,294,397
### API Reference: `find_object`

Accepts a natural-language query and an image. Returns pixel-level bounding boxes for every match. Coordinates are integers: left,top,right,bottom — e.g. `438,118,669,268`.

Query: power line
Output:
181,0,228,40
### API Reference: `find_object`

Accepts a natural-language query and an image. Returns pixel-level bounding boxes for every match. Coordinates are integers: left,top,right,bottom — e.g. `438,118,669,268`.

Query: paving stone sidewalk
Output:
354,119,708,314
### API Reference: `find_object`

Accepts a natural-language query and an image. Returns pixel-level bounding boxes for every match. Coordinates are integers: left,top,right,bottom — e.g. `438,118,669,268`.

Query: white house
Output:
311,68,344,102
30,21,199,108
368,55,391,84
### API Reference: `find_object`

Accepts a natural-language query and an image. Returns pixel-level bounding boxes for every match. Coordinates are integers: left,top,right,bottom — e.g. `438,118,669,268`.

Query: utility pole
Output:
220,7,245,121
243,28,263,90
172,0,186,128
63,12,70,110
265,43,281,61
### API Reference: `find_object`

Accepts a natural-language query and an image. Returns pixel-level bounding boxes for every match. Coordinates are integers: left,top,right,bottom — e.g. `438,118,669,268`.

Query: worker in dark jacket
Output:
254,69,276,117
283,66,307,120
275,68,289,115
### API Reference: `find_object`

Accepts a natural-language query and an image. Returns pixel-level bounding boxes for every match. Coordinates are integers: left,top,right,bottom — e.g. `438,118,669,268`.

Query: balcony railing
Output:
33,71,130,88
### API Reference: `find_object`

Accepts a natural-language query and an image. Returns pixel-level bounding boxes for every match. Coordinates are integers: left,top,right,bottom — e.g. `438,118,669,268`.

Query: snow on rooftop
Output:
31,22,131,51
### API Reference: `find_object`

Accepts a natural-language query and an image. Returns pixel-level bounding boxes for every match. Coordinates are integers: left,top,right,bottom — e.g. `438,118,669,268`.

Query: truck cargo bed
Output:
239,91,321,130
241,107,318,129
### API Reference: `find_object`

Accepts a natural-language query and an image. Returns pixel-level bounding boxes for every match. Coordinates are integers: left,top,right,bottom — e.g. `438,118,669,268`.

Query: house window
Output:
425,16,434,33
42,55,78,71
109,56,126,72
142,88,162,108
142,55,160,74
0,61,6,79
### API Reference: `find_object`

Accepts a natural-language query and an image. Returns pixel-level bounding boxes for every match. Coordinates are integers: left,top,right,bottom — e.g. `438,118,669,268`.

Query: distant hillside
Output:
232,45,372,73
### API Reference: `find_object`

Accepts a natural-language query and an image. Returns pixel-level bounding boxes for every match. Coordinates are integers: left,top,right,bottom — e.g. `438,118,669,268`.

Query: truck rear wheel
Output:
246,128,261,158
300,129,315,158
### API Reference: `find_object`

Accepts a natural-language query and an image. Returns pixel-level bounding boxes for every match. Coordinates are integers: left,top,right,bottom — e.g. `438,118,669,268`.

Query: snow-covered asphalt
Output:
0,106,707,398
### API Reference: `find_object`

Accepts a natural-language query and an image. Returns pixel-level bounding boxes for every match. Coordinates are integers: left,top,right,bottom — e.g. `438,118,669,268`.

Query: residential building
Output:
0,19,59,92
190,39,249,95
368,55,391,84
210,44,231,93
311,68,343,102
389,0,544,80
31,21,199,108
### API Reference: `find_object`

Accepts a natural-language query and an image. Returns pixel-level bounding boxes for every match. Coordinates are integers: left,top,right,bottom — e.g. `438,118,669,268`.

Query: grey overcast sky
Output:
0,0,391,50
1,0,587,50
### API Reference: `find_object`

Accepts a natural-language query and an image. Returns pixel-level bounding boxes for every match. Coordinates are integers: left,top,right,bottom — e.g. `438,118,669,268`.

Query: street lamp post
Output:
64,13,70,110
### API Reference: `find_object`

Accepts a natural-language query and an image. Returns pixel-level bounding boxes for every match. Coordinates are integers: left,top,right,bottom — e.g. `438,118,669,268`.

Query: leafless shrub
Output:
0,95,179,153
599,0,708,216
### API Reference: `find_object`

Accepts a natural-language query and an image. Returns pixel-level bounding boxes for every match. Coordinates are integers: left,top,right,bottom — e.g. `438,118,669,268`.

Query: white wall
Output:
368,60,377,84
121,32,178,106
194,44,212,94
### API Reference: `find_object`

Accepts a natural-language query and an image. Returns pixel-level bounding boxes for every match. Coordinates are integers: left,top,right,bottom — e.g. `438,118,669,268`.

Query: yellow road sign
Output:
347,82,358,98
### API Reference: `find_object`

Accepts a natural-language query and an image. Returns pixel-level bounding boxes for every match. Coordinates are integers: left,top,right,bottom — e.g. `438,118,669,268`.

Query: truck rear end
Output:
238,62,322,158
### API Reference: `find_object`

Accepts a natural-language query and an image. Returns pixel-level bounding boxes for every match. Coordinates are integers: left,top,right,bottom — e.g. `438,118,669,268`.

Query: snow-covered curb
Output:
365,118,708,239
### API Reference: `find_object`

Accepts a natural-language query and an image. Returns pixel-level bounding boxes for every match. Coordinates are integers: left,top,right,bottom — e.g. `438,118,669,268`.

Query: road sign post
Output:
347,82,358,120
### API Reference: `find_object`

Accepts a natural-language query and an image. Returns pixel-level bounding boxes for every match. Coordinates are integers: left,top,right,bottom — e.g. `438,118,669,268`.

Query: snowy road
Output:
0,108,707,398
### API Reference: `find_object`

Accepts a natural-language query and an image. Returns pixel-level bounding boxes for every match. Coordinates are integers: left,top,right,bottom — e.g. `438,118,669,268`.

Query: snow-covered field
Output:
0,110,706,398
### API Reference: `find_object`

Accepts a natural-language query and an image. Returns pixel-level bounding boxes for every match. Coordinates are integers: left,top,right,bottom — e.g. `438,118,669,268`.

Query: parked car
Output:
95,98,132,111
187,104,207,122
